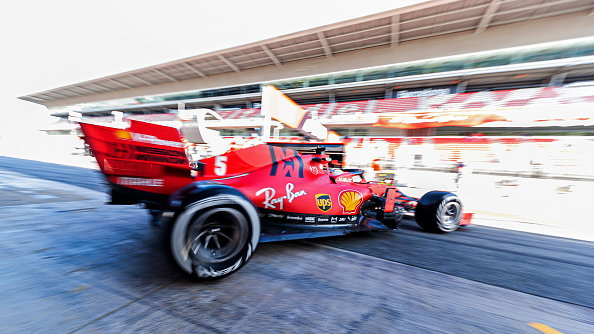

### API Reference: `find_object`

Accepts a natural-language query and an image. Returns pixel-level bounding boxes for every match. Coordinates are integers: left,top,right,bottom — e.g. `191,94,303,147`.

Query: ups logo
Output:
315,194,332,212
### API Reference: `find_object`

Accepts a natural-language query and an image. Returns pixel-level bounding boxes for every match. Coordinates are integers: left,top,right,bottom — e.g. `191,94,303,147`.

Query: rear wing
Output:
80,120,192,205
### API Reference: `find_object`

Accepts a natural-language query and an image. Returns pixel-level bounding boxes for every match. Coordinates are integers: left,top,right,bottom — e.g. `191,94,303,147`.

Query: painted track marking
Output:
528,322,563,334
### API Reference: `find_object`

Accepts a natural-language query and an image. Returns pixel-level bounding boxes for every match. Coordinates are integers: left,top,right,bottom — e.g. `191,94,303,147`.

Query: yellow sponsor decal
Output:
338,190,363,214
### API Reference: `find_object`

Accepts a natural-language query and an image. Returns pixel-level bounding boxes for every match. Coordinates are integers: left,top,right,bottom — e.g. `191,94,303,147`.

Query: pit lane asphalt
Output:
0,156,106,193
2,155,594,333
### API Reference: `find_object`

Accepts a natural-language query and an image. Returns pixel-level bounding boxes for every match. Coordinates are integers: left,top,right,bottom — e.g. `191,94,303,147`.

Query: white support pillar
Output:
549,73,567,87
328,91,336,103
475,0,502,34
317,32,333,58
390,15,400,47
273,124,283,138
261,45,282,66
262,115,272,140
183,62,207,77
112,111,124,124
218,55,241,73
385,88,394,99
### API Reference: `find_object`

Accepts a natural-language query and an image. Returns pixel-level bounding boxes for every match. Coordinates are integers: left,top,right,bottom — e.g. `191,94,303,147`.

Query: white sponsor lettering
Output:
396,88,451,98
117,177,164,187
336,176,353,183
305,217,315,223
131,133,184,148
388,111,480,125
256,183,307,210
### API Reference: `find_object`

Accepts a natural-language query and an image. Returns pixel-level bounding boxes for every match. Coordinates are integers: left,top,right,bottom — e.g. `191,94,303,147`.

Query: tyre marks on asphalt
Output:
0,157,591,332
284,241,594,333
311,220,594,310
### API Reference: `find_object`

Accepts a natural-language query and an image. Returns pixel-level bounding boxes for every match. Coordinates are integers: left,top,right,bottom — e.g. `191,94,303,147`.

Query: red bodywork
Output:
80,120,378,216
80,120,470,231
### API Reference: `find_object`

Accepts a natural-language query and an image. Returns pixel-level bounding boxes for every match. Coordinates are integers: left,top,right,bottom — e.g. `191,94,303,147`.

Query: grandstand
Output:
44,85,594,137
18,0,594,175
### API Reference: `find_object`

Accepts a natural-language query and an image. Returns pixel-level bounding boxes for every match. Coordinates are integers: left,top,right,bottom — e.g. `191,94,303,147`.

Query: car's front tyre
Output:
415,191,462,233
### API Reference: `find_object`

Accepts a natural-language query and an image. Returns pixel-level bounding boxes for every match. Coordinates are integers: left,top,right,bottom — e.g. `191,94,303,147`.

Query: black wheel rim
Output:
186,207,248,264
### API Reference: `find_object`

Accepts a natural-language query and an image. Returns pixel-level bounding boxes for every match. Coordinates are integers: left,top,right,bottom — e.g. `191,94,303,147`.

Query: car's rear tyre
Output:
170,194,260,280
415,191,462,233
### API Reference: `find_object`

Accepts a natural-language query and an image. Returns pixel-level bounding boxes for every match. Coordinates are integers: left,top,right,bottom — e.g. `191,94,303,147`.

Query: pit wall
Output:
341,136,594,180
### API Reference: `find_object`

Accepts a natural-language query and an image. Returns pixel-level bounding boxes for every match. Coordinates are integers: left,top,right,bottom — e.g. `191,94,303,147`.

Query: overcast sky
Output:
0,0,424,140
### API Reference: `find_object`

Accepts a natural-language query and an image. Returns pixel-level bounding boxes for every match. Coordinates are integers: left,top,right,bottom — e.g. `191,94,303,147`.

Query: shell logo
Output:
338,190,363,214
114,130,132,140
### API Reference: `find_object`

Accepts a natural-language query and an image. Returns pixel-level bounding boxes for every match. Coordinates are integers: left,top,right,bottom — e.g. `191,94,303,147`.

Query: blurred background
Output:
2,1,594,332
6,0,594,239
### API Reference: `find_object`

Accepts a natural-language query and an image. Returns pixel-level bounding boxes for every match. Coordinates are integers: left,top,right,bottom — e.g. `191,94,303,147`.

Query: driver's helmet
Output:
329,168,343,177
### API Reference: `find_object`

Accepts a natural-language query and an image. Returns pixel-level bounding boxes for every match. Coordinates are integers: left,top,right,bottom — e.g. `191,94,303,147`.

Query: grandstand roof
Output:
20,0,594,105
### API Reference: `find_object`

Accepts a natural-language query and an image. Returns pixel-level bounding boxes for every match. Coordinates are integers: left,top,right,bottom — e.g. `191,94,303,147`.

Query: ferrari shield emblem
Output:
315,194,332,212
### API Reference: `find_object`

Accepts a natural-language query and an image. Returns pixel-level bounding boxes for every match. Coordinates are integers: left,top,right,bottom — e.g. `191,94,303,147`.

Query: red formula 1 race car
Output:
80,120,469,279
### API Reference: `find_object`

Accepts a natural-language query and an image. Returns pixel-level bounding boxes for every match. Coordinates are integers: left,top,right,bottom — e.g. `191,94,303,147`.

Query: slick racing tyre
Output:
170,194,260,280
415,191,462,233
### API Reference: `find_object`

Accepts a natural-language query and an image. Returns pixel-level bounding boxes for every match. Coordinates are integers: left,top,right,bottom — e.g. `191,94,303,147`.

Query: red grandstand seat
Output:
444,92,471,104
373,97,419,113
464,101,487,109
537,87,559,99
331,100,372,116
503,99,531,107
